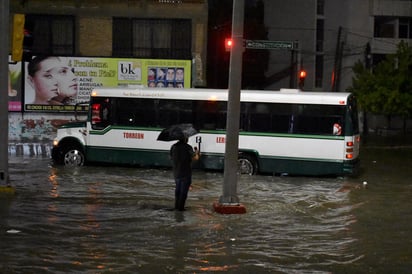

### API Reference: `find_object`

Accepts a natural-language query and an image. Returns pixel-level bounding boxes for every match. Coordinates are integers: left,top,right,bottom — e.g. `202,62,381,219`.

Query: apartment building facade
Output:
10,0,208,86
264,0,412,93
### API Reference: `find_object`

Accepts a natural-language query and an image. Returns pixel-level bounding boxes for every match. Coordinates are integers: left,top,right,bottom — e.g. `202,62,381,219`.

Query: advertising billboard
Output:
8,57,23,112
23,56,191,112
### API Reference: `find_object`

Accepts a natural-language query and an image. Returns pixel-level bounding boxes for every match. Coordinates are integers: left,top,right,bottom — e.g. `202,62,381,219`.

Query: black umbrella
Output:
157,123,199,141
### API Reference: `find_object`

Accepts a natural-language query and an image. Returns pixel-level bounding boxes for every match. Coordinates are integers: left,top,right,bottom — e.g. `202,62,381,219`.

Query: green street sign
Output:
245,40,295,50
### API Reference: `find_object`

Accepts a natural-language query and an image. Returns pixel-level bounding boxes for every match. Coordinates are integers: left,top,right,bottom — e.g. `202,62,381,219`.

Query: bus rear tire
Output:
238,154,257,175
62,146,85,167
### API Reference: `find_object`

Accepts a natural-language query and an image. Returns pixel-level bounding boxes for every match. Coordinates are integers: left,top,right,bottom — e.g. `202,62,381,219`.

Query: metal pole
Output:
214,0,246,214
332,26,342,91
296,49,302,88
0,0,10,187
291,41,299,88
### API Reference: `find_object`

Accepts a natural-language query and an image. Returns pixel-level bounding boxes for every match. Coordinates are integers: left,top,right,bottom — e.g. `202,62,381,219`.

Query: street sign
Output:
245,40,295,50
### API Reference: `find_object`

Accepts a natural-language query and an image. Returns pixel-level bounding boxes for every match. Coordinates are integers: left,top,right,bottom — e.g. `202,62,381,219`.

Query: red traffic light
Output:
299,70,307,79
298,69,306,89
225,38,233,51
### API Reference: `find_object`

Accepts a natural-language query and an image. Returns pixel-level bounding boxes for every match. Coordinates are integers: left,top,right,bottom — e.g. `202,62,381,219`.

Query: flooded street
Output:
1,145,412,273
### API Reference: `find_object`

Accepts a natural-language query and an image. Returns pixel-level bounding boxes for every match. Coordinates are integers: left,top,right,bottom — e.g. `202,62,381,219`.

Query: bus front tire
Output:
62,146,85,167
238,154,257,175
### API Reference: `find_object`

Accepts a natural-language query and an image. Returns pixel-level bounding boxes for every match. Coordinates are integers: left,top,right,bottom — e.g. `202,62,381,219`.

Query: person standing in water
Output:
170,137,200,211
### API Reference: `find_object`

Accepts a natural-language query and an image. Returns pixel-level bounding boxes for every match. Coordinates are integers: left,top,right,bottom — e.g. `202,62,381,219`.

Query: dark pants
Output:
175,177,191,211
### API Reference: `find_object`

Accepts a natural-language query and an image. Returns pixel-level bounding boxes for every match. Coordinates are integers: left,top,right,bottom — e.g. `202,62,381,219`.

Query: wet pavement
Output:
1,142,412,273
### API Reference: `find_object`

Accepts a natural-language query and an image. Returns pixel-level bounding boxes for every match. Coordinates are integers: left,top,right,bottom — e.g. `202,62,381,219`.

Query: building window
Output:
375,16,412,39
25,15,75,56
315,54,323,88
113,18,192,59
399,18,412,38
317,0,325,16
374,17,396,38
316,19,324,52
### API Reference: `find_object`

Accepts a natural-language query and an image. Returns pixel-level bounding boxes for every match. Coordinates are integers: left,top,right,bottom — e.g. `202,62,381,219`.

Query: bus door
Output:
88,97,114,148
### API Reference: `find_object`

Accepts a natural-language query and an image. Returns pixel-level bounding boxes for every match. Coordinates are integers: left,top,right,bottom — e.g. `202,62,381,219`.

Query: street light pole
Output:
0,0,11,191
213,0,246,214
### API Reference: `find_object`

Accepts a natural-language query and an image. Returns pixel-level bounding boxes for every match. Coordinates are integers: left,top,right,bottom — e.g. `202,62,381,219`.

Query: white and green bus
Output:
52,87,360,176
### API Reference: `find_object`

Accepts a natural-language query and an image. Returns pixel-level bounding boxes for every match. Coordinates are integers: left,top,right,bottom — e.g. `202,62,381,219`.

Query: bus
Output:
51,87,360,176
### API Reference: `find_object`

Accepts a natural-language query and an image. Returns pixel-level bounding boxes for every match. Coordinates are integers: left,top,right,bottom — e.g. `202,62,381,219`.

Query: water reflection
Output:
2,148,412,273
48,168,59,198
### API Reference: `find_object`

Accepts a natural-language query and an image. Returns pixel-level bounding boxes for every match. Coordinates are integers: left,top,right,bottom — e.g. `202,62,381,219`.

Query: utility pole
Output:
213,0,246,214
332,26,344,92
0,0,11,191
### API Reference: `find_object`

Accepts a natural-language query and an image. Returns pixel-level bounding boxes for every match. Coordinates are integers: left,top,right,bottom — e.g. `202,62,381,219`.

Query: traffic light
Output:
23,28,33,61
225,38,233,52
11,14,25,62
298,69,307,89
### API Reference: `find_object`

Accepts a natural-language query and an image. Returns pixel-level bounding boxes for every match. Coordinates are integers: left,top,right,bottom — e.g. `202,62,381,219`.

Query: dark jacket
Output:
170,140,195,179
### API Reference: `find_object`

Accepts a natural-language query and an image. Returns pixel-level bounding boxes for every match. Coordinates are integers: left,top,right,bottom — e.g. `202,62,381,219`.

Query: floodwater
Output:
1,145,412,273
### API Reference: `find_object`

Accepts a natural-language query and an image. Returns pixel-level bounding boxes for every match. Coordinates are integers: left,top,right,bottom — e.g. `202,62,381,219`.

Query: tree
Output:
348,41,412,132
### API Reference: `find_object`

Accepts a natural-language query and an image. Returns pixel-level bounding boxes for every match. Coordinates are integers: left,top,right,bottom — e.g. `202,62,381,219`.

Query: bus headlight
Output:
53,139,59,147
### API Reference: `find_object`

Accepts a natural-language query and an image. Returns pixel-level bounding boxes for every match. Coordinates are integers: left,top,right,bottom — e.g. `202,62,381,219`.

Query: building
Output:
10,0,208,86
264,0,412,92
8,0,208,155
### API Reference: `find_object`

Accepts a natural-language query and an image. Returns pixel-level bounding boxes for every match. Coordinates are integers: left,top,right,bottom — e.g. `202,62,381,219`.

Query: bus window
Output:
176,100,194,124
271,103,294,133
293,104,345,135
215,101,227,130
158,101,180,127
249,103,270,132
195,100,224,130
156,99,194,127
197,101,227,130
243,102,291,133
114,98,157,127
115,98,136,126
139,99,157,127
91,97,112,129
271,114,290,133
249,113,270,132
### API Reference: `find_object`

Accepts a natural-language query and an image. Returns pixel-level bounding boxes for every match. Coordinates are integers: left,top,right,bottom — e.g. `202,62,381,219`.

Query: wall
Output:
78,17,113,56
8,112,76,157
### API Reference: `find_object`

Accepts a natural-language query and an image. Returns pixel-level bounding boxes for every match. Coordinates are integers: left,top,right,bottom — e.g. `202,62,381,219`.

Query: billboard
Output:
8,57,23,112
23,56,191,112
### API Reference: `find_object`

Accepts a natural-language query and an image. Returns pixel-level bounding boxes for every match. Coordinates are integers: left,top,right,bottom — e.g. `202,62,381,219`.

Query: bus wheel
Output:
238,154,257,175
62,146,85,167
